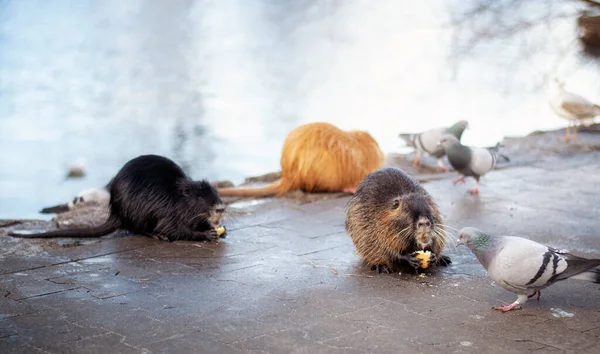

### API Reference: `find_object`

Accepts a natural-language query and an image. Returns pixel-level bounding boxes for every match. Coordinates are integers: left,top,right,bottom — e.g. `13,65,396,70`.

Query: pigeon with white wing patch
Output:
438,135,508,195
458,227,600,312
399,120,469,172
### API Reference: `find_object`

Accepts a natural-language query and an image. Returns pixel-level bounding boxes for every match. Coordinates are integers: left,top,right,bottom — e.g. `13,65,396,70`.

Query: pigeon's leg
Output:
468,180,480,195
528,291,541,301
572,123,578,140
493,294,527,312
560,122,573,142
342,186,357,194
436,158,449,173
413,154,422,167
453,175,465,185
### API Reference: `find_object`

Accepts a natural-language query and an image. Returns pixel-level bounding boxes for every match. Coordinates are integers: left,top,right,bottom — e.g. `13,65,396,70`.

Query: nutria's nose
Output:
417,220,431,228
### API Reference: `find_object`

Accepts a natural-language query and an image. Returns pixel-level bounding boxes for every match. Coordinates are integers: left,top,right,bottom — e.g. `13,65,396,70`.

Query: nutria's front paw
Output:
216,226,227,238
428,252,437,266
204,229,220,242
439,255,452,266
401,253,422,269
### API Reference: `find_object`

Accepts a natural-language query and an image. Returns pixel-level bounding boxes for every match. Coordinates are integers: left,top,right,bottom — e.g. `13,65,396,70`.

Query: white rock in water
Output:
67,161,87,178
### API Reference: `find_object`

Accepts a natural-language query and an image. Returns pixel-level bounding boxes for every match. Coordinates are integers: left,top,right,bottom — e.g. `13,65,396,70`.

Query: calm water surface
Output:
0,0,598,219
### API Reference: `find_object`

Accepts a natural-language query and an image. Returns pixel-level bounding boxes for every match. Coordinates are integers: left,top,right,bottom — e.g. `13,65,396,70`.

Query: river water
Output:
0,0,599,219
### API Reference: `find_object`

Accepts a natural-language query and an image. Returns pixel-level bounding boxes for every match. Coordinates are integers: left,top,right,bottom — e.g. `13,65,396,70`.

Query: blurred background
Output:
1,0,599,219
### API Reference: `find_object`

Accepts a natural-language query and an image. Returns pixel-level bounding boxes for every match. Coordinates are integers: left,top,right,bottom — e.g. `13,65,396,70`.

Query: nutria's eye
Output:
391,199,400,209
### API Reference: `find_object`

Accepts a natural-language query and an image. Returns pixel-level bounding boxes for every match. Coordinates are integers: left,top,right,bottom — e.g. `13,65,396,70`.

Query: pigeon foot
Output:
492,303,522,312
342,187,357,194
453,176,465,185
468,187,480,195
559,135,575,143
436,160,450,173
413,156,421,168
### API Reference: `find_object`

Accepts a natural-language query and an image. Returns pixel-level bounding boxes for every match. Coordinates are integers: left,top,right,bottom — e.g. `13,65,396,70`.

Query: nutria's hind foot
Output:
371,264,391,274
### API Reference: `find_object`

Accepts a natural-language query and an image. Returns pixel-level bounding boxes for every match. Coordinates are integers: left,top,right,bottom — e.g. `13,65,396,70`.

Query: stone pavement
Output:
1,129,600,353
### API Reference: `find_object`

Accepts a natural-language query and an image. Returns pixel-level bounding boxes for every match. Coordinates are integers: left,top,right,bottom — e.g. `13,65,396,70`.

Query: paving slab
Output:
1,129,600,353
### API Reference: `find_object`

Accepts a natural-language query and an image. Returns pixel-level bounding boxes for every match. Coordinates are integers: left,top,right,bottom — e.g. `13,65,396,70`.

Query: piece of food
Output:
216,226,226,236
415,250,432,269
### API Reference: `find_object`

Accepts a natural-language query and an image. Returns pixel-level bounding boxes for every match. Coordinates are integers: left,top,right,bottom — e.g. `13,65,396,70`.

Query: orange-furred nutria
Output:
345,167,451,274
218,122,385,198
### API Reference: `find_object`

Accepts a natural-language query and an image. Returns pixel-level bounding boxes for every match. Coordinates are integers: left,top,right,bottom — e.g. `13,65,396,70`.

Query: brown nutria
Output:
217,122,385,197
345,167,451,274
9,155,227,242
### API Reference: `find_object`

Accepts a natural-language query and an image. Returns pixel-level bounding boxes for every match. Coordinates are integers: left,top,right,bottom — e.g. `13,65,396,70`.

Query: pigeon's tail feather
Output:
570,268,600,283
556,258,600,282
487,143,510,163
498,153,510,163
398,133,416,147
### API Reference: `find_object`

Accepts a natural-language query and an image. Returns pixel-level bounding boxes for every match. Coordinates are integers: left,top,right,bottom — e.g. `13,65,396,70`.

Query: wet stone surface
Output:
1,129,600,353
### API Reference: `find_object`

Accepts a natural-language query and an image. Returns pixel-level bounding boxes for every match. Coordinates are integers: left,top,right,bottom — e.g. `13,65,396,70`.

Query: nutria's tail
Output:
8,221,118,239
217,179,288,198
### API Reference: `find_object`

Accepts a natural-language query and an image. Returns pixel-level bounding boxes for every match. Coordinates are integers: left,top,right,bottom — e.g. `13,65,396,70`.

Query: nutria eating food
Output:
345,167,451,273
10,155,226,242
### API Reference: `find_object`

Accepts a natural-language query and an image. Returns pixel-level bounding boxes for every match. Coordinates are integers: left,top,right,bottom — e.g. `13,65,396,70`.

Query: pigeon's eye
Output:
459,234,464,239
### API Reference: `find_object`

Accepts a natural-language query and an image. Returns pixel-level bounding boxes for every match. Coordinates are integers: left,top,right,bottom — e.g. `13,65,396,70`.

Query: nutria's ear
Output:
178,181,191,197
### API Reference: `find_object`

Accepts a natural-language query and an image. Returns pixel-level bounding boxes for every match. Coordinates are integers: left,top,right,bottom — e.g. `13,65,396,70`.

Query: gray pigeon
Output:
458,227,600,312
438,134,508,195
399,120,469,172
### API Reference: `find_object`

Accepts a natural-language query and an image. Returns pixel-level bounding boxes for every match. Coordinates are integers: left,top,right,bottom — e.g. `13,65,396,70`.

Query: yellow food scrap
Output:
216,226,226,236
415,250,432,269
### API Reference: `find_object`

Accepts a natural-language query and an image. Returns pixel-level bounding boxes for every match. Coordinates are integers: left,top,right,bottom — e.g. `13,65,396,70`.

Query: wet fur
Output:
345,167,448,271
10,155,226,242
218,122,385,197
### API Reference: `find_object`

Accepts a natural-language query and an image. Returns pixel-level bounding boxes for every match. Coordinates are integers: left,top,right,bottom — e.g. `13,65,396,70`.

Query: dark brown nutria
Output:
345,167,451,273
9,155,226,242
